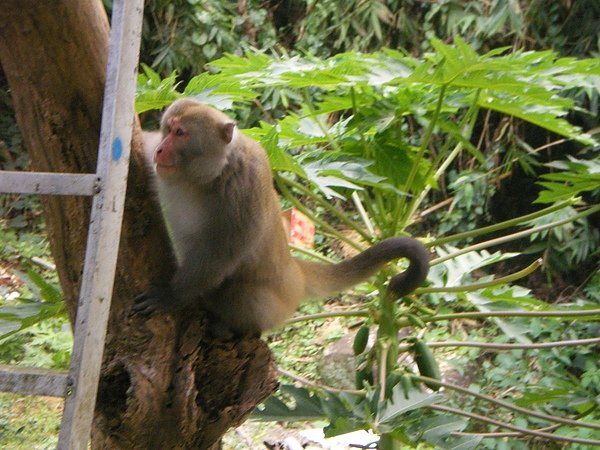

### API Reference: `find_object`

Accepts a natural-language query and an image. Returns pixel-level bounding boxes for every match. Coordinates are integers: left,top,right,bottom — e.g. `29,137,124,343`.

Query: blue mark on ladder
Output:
112,137,123,161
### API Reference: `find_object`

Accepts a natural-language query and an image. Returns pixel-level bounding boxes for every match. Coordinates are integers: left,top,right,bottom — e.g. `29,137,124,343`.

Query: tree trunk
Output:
0,2,278,448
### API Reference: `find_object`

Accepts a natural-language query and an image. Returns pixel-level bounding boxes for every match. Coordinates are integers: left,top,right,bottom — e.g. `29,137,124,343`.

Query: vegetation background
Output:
1,0,599,448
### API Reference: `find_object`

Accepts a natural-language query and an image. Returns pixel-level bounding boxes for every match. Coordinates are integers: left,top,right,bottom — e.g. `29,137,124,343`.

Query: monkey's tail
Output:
297,237,430,299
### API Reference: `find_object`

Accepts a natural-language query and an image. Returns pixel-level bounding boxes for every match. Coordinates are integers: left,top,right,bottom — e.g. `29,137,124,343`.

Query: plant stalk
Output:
418,258,542,293
430,198,578,247
286,308,600,326
432,204,600,265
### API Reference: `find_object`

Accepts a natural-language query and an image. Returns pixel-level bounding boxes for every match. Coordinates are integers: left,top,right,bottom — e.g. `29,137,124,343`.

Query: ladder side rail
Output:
57,1,144,449
0,171,98,196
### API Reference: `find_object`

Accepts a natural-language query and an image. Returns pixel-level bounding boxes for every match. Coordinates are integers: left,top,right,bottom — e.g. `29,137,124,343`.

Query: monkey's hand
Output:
133,284,180,316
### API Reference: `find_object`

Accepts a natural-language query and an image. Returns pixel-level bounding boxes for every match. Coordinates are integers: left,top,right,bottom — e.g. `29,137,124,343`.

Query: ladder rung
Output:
0,171,99,196
0,364,68,397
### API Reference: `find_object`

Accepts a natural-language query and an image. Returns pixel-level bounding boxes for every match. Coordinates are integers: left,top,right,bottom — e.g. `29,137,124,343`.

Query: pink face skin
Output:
153,116,188,178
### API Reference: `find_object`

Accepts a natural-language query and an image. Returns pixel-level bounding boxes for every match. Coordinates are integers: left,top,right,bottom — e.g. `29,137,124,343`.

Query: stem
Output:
452,428,558,438
286,308,600,326
418,258,542,293
277,368,362,395
374,190,388,235
276,363,600,440
429,198,578,247
286,310,370,324
481,137,569,186
281,176,370,241
378,341,390,403
405,141,464,226
378,434,403,450
417,197,453,219
352,191,375,237
393,84,448,231
351,86,385,237
288,243,334,263
403,85,447,200
413,308,600,325
376,299,399,400
399,337,600,352
428,404,600,446
302,88,341,151
403,89,481,227
432,204,600,265
277,371,600,444
276,175,364,251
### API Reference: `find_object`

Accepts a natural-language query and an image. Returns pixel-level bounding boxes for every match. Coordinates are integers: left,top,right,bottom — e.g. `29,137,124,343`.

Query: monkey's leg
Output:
203,283,295,336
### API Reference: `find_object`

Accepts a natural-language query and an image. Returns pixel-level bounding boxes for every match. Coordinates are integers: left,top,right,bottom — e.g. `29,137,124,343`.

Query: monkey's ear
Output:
221,121,236,143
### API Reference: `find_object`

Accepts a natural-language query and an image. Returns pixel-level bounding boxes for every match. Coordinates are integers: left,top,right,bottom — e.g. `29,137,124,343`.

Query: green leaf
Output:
300,155,385,199
12,269,63,304
432,247,516,288
0,303,45,319
0,269,66,340
536,157,600,203
0,319,20,336
136,64,180,113
322,392,372,437
0,301,65,340
478,93,595,145
376,387,444,428
208,51,272,76
324,416,369,438
441,435,484,450
250,124,306,177
23,270,63,304
252,385,325,422
465,289,533,343
183,72,257,109
421,416,470,445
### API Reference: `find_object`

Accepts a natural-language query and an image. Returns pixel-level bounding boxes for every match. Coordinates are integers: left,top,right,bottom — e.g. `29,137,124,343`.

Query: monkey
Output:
134,99,430,336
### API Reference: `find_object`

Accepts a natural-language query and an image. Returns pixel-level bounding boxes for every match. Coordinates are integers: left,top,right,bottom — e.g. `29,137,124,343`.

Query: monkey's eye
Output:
174,128,185,137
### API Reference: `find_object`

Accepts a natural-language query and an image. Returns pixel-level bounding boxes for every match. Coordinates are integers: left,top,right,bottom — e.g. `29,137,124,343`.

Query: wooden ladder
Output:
0,1,144,448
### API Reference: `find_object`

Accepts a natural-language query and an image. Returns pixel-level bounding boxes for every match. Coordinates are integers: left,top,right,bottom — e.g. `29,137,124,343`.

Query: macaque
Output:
134,99,430,335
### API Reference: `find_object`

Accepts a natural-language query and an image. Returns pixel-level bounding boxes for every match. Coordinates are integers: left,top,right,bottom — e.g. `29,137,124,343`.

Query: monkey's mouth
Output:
155,163,177,178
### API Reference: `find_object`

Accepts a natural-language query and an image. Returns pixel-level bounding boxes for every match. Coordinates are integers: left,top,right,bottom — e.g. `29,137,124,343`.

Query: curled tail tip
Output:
386,237,430,298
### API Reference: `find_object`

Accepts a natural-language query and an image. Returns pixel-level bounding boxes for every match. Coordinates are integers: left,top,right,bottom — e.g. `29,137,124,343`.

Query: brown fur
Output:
135,99,429,335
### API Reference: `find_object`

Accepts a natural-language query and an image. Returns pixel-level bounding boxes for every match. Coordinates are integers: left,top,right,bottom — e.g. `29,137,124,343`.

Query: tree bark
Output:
0,2,278,448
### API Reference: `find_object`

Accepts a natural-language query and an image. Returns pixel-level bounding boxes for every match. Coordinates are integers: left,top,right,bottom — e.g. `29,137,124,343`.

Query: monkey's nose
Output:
152,148,163,164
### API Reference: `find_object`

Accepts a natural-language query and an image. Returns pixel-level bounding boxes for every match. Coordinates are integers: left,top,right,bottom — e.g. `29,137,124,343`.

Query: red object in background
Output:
282,208,315,249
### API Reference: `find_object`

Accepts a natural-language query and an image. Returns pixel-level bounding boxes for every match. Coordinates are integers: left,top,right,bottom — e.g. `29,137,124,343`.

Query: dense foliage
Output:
135,39,600,448
139,0,599,76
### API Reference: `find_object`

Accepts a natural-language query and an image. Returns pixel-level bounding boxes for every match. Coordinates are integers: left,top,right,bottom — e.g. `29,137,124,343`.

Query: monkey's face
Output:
154,102,236,184
153,115,186,178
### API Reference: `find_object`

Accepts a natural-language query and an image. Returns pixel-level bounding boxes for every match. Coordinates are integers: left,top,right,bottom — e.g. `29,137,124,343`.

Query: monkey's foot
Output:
133,285,177,316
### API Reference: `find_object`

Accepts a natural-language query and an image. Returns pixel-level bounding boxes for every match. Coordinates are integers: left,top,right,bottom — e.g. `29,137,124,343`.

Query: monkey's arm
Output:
172,237,248,302
133,231,255,315
134,182,267,315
